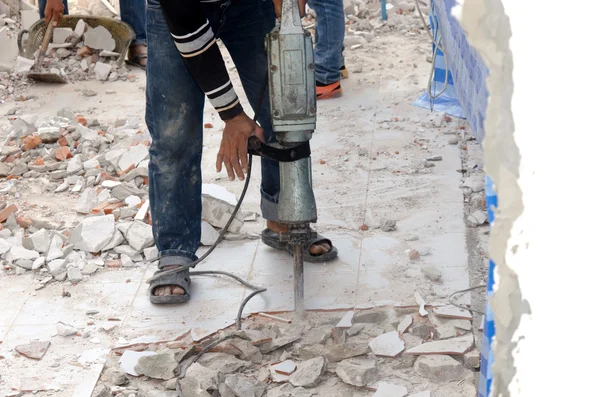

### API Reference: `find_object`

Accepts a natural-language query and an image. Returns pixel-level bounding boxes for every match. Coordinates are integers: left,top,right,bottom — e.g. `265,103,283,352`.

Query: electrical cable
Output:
146,72,270,331
414,0,449,102
447,285,486,315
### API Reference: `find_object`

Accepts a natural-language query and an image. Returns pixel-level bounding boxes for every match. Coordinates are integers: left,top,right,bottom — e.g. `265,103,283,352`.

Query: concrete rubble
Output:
0,111,260,284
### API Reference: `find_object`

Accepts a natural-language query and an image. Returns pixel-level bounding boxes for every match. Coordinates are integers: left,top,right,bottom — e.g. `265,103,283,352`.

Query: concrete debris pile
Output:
12,21,134,83
103,306,480,397
336,0,429,43
0,110,256,284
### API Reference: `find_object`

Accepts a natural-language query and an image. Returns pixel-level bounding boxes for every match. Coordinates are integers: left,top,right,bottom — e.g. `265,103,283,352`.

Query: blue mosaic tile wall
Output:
432,0,489,142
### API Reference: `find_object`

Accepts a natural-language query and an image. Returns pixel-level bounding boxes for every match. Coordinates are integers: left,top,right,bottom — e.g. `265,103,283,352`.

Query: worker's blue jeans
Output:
38,0,147,46
145,0,279,265
308,0,345,84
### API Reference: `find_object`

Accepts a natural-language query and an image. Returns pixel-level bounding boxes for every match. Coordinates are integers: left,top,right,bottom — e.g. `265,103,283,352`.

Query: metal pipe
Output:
293,244,305,318
381,0,388,20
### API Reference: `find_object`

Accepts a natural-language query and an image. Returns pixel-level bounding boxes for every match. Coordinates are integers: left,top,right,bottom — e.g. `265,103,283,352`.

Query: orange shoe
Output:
316,81,342,100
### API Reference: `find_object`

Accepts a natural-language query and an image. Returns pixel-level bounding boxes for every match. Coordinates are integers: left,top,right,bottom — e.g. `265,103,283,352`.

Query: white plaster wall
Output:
454,0,600,395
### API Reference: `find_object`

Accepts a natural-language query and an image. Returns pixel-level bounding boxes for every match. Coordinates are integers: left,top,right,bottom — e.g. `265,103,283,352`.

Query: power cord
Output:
448,285,486,315
146,73,270,331
414,0,449,102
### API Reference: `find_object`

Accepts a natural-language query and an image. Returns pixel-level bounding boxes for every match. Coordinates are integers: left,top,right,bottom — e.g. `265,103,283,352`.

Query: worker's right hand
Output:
217,112,265,181
272,0,307,18
45,0,65,26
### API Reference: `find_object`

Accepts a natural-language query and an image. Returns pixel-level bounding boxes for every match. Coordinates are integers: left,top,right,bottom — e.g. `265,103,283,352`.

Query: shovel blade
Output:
27,73,67,84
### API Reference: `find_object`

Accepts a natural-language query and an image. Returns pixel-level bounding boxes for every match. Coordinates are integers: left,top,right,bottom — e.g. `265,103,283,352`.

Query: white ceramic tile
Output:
355,270,416,307
359,235,409,272
0,275,32,327
12,281,140,326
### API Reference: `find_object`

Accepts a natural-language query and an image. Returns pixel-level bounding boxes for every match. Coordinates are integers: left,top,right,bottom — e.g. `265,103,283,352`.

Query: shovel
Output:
27,17,67,84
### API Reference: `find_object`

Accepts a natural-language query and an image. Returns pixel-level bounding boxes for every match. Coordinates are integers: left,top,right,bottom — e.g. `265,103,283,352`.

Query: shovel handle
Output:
35,17,56,68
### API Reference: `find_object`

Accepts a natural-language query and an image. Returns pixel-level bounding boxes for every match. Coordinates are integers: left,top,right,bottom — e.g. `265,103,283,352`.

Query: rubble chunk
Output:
71,214,116,252
47,259,66,276
15,340,51,360
414,355,465,382
118,145,149,171
289,357,326,388
179,363,218,393
9,245,40,261
67,266,83,282
84,25,116,51
467,210,488,226
56,321,77,336
119,350,157,376
76,187,98,214
52,27,73,43
421,266,441,281
134,352,178,380
198,352,251,374
94,61,112,81
13,56,35,74
125,220,154,251
369,331,405,358
224,374,265,397
201,221,220,246
414,292,428,316
46,234,64,261
335,357,378,387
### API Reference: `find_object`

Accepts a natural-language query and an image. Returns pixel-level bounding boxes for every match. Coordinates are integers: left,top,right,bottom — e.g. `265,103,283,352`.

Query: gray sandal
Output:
149,267,191,304
261,229,338,263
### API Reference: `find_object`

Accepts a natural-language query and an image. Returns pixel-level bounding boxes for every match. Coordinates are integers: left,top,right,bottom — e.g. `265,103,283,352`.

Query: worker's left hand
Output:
217,112,265,181
272,0,307,18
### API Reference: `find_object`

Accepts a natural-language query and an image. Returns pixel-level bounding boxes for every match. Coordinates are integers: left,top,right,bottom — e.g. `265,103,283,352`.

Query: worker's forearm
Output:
158,0,243,120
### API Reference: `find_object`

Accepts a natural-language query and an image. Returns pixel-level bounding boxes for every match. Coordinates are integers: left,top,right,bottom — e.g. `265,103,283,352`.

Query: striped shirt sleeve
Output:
158,0,243,121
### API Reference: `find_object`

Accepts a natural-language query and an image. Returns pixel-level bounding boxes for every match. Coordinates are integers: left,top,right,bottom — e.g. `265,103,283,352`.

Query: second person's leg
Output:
307,0,345,99
120,0,148,68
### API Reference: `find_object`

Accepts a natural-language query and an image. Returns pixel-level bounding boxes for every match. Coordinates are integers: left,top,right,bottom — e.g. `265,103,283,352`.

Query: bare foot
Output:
266,220,332,255
152,265,185,296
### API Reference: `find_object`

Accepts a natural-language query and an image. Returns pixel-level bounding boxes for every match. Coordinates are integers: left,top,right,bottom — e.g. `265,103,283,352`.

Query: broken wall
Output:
455,0,600,396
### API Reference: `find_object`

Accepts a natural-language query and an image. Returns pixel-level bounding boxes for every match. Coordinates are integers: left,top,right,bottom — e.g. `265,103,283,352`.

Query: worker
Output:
145,0,338,303
40,0,148,68
307,0,346,99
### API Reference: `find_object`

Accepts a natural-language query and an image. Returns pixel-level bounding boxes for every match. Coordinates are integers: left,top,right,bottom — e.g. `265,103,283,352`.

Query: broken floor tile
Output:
373,382,408,397
397,315,413,335
335,310,354,329
272,360,297,376
405,334,474,355
414,292,428,317
368,331,405,358
15,340,51,360
432,305,473,320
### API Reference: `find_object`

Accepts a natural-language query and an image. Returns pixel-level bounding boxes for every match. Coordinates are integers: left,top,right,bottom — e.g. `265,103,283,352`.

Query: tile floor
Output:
0,59,470,397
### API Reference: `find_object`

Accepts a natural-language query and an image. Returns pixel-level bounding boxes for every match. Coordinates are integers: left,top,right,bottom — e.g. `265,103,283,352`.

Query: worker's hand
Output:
272,0,307,18
217,112,265,181
45,0,64,26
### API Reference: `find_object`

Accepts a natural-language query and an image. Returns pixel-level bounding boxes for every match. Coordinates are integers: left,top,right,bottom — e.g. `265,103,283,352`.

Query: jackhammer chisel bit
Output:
266,0,317,318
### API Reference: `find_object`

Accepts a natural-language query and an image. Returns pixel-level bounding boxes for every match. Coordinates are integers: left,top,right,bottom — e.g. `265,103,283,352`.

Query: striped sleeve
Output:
158,0,243,120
